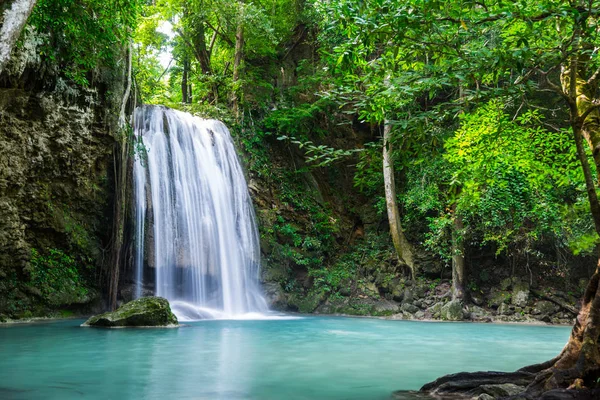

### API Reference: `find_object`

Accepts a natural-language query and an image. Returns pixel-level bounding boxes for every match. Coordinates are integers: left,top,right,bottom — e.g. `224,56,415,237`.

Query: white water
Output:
133,105,268,319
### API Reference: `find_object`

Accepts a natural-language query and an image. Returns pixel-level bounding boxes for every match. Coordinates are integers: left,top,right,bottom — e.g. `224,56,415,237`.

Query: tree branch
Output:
205,20,234,47
580,103,600,122
587,65,600,86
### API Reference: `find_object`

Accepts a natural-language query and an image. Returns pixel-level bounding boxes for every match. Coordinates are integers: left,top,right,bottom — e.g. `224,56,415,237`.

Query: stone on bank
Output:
82,297,178,328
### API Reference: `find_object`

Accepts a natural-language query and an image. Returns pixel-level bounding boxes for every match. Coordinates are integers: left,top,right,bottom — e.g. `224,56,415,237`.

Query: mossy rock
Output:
441,300,464,321
488,290,511,308
83,297,178,328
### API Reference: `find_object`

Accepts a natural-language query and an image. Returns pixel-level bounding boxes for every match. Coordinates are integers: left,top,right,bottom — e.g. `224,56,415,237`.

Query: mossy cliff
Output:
0,28,127,320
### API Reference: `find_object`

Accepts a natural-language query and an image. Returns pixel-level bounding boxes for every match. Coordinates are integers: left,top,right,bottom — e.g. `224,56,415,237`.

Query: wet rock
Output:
83,297,178,328
539,388,600,400
476,383,526,397
119,284,154,304
441,300,463,321
262,282,286,309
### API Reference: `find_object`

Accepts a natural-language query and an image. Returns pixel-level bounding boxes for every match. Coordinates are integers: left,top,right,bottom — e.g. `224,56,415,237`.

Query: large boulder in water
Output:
83,297,178,327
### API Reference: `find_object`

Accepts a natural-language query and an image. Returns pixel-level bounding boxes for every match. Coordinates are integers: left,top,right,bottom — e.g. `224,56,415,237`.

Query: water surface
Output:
0,317,570,399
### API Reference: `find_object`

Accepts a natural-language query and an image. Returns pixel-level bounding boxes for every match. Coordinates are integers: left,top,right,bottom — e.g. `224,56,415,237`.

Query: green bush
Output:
28,248,90,306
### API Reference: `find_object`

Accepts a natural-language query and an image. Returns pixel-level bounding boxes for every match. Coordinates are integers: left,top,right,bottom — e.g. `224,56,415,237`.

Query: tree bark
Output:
181,56,190,104
451,207,465,301
192,22,212,76
383,120,416,279
109,44,133,310
232,6,244,120
532,61,600,390
0,0,37,74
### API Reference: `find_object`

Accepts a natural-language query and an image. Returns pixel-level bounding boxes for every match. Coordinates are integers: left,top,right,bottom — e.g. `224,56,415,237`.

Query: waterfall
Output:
132,105,267,319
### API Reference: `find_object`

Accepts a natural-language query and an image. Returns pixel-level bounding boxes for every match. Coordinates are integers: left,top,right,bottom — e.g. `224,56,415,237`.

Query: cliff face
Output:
0,28,125,319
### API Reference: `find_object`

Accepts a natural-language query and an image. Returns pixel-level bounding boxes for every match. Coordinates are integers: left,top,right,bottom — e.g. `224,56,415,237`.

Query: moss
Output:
84,297,178,327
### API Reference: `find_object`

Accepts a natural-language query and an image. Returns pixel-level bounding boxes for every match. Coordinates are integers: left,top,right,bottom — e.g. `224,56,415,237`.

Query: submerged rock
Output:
83,297,178,328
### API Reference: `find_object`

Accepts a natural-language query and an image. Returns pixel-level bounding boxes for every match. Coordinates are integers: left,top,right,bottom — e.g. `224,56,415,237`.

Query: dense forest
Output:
2,0,600,399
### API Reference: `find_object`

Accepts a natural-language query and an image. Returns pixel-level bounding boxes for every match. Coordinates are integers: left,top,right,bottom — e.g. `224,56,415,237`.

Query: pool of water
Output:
0,316,570,400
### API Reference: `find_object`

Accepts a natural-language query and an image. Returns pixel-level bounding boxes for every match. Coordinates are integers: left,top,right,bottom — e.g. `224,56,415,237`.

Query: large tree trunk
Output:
383,120,416,279
0,0,37,74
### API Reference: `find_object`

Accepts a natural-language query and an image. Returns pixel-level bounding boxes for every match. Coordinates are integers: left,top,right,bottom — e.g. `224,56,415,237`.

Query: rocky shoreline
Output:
2,276,580,326
308,277,579,326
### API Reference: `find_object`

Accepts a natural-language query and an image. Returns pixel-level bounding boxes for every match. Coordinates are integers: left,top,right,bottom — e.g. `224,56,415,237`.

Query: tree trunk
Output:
513,43,600,397
451,207,466,301
192,23,212,76
182,56,189,104
232,2,244,120
383,120,416,279
0,0,37,74
422,34,600,400
109,44,133,310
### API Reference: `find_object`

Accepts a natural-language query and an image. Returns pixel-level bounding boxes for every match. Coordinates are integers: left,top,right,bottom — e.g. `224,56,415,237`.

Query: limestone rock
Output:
511,280,530,307
429,302,444,318
533,300,559,316
400,303,419,314
83,297,178,328
441,300,463,321
373,300,400,315
471,293,484,306
488,290,511,308
498,303,514,316
469,305,489,321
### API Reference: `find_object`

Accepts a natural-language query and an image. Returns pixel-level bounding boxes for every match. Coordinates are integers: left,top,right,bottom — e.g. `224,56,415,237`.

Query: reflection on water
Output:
0,317,570,400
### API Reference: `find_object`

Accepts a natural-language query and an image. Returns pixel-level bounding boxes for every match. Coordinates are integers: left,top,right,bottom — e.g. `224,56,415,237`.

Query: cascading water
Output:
132,105,268,319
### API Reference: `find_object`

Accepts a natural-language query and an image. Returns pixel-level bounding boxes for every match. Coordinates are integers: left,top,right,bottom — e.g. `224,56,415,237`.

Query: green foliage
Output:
309,232,392,297
27,249,90,306
277,134,363,168
445,101,581,252
30,0,143,85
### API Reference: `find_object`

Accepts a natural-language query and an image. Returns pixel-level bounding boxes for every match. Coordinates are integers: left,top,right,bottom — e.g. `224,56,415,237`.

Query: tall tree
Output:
383,119,416,279
0,0,37,73
318,0,600,392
